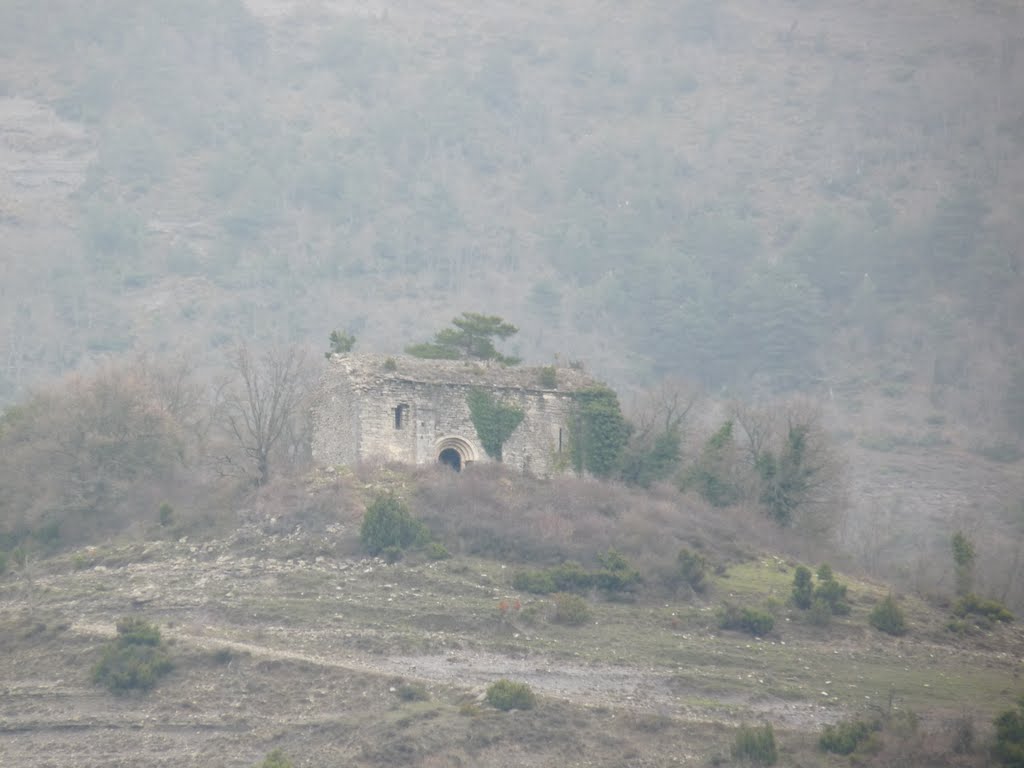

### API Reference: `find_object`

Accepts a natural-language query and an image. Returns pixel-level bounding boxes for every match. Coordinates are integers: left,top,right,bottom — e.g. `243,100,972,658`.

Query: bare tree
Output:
217,344,316,486
0,363,185,545
134,352,212,457
627,378,700,446
620,378,700,487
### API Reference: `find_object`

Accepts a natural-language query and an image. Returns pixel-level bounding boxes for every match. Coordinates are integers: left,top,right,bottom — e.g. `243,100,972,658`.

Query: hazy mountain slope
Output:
0,0,1021,408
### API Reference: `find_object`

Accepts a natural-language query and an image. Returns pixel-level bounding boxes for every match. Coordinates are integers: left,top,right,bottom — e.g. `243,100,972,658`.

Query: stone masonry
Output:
311,353,597,476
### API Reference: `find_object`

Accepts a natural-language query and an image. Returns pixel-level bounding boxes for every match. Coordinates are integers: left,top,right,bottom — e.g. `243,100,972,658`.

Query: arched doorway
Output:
435,436,475,472
438,448,462,471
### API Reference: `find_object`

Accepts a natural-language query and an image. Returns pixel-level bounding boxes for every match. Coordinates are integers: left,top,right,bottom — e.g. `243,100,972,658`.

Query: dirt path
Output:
70,619,837,730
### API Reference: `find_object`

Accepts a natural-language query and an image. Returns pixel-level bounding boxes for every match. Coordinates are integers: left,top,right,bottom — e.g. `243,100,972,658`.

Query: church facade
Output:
311,354,595,476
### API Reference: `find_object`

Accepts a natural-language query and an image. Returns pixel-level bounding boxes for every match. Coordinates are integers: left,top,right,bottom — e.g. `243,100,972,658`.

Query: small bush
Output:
513,555,638,596
256,750,293,768
946,618,974,635
512,561,594,594
512,569,557,594
595,548,641,594
383,357,398,372
813,567,851,615
791,565,813,609
994,698,1024,766
732,723,778,765
819,718,877,755
92,617,173,694
395,681,429,702
552,592,592,626
360,494,430,556
807,597,832,627
485,679,536,711
0,550,7,575
114,616,162,646
677,548,708,593
952,593,1013,623
549,561,595,592
424,541,450,560
870,594,908,636
158,503,174,527
538,366,557,389
719,604,774,636
792,563,850,615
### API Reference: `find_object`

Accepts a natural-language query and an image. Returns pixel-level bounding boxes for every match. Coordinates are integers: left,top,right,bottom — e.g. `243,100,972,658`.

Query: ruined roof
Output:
324,353,598,392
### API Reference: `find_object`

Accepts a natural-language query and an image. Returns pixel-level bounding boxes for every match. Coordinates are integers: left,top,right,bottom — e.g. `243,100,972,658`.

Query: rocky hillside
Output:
1,466,1020,767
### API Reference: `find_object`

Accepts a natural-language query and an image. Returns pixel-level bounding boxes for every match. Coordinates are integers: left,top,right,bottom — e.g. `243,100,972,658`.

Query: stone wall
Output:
311,354,594,476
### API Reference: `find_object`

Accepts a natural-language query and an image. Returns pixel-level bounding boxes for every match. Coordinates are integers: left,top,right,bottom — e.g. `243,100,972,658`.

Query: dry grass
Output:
407,463,791,585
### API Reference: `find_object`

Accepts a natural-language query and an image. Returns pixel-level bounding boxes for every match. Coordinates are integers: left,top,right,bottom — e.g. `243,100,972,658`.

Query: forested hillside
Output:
1,0,1022,437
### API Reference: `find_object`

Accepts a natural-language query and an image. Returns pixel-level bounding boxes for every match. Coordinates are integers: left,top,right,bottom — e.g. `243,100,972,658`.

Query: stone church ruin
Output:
311,354,596,476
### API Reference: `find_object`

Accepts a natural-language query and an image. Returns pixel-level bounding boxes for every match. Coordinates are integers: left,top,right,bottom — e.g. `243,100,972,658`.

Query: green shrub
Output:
732,723,778,765
719,604,774,636
0,550,6,575
114,616,162,646
815,565,851,614
994,698,1024,767
92,617,173,694
158,503,174,527
791,565,813,609
952,532,976,597
870,594,908,635
383,357,398,372
538,366,557,389
594,548,641,594
946,618,974,635
513,555,638,596
256,750,294,768
326,329,356,356
677,548,708,593
819,718,877,755
807,597,832,627
395,681,429,702
682,420,740,507
953,593,1013,623
794,563,851,616
552,593,592,626
360,494,430,556
485,679,536,711
549,561,595,592
814,576,851,615
424,541,451,560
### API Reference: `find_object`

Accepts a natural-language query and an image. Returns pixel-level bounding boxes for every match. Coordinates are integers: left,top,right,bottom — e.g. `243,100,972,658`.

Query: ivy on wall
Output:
466,389,525,461
571,385,630,478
